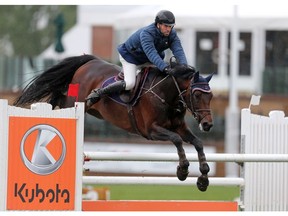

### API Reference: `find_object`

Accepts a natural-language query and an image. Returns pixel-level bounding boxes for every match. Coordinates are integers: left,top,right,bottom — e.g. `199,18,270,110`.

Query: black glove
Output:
163,67,173,76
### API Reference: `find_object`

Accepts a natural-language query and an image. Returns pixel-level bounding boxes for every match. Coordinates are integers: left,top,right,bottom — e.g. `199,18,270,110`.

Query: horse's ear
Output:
205,72,214,83
194,71,199,82
169,56,178,68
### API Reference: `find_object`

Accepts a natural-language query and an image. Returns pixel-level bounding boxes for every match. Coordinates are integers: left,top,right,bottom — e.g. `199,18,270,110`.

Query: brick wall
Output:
92,26,113,60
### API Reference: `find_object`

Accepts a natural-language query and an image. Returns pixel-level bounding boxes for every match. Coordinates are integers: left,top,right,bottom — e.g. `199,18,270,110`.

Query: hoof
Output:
176,165,189,181
197,175,209,192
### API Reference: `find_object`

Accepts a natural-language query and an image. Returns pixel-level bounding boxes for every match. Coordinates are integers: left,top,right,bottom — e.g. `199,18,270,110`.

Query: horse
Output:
14,54,214,192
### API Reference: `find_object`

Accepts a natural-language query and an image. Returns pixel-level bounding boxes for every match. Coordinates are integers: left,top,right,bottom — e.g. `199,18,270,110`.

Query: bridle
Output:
141,71,212,124
189,81,212,124
170,75,212,124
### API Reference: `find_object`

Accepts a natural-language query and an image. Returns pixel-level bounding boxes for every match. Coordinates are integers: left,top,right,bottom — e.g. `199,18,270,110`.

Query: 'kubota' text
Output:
14,183,70,203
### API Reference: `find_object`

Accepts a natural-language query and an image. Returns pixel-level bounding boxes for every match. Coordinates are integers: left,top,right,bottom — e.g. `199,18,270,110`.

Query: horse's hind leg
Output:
49,93,70,109
49,95,60,109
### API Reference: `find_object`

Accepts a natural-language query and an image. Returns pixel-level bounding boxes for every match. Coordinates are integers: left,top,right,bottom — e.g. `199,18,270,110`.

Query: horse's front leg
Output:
178,126,210,192
149,124,190,181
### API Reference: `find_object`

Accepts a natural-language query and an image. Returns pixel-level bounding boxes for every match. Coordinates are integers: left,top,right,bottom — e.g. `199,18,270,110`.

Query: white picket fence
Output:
241,109,288,211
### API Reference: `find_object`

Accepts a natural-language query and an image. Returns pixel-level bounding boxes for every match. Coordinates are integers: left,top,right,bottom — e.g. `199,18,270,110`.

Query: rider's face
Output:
158,23,174,36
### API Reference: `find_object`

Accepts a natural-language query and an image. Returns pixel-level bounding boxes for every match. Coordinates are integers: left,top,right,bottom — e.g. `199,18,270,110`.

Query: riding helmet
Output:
155,10,175,25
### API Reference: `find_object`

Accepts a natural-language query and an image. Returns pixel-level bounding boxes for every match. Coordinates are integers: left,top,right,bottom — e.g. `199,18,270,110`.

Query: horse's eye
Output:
194,91,202,98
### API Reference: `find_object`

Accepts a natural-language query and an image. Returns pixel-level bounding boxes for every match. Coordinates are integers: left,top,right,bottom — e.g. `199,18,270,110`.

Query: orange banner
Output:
7,117,77,210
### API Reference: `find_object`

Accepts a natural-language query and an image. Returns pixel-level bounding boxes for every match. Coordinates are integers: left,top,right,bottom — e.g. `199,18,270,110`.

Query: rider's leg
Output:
86,80,126,107
86,54,137,107
119,54,137,91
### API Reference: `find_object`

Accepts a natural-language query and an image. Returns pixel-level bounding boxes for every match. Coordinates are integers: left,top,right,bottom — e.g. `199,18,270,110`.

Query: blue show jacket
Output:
117,23,187,72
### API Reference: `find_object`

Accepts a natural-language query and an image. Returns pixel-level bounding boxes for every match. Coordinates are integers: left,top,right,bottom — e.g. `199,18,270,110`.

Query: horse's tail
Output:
13,54,96,107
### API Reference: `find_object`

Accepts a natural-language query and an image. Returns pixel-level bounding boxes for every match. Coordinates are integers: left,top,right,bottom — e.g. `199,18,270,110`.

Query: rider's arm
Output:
140,31,168,72
169,31,188,65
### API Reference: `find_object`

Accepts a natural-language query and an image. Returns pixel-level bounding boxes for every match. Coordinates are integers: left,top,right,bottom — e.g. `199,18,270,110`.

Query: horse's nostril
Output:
203,122,213,131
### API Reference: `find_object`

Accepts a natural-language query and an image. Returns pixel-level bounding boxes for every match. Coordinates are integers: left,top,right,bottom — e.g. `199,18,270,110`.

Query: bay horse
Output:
14,54,214,192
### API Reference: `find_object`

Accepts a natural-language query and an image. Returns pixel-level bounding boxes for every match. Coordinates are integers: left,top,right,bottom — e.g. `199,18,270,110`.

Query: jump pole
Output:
82,176,244,186
84,152,288,163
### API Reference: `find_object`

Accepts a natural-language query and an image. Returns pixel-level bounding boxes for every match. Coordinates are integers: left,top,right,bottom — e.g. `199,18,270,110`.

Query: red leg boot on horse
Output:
86,80,126,107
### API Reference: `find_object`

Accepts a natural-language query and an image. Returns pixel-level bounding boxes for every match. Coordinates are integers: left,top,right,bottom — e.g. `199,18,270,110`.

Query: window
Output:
228,32,252,76
263,31,288,94
196,32,219,75
265,31,288,68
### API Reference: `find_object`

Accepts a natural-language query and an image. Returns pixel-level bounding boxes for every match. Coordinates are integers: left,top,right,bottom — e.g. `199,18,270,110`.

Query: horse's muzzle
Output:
202,122,213,132
196,111,213,132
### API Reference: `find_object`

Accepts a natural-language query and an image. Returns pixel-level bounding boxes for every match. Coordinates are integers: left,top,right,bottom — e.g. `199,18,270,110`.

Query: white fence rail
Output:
84,152,288,163
83,176,245,186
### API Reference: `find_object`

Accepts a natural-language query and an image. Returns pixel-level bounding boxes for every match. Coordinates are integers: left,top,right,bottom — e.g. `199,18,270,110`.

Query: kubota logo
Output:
20,124,66,175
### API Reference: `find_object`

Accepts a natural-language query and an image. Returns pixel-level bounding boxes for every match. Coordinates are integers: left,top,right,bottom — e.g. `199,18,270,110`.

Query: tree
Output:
54,12,65,53
0,5,76,56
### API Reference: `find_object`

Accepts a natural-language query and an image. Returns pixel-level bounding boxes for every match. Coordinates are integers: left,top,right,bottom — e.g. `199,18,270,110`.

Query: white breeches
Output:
119,54,152,90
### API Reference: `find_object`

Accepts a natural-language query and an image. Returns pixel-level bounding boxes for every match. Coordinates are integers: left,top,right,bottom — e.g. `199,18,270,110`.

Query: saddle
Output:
101,67,153,106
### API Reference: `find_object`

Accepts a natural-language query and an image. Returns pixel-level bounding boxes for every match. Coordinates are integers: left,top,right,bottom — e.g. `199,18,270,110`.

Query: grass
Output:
91,185,240,201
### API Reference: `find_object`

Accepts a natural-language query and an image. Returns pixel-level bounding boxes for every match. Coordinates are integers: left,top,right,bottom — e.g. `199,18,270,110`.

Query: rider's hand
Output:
163,67,173,76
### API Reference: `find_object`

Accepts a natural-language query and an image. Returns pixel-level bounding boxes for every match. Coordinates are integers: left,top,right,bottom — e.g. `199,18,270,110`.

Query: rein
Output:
141,75,170,103
171,76,187,106
140,72,212,124
141,74,186,108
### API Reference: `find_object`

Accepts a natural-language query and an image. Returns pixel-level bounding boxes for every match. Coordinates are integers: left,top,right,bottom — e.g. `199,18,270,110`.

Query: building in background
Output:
40,4,288,95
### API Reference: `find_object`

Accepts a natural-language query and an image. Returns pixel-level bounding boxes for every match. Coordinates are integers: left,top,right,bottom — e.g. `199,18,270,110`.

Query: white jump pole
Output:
83,176,245,186
84,152,288,163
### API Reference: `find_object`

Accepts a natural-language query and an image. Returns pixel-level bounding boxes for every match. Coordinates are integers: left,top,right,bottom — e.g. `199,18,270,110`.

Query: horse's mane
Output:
170,62,196,80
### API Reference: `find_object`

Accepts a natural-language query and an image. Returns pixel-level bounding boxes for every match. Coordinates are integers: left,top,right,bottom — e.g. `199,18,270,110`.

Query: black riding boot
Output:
86,80,126,107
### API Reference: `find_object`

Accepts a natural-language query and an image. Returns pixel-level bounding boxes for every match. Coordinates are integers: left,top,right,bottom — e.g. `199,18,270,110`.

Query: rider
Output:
86,10,188,107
